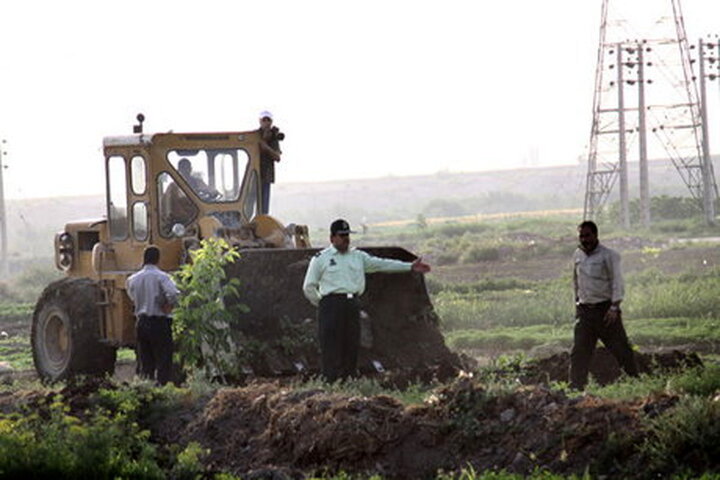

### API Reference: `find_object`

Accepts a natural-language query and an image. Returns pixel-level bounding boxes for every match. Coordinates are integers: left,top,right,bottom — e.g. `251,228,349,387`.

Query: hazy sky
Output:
1,0,719,199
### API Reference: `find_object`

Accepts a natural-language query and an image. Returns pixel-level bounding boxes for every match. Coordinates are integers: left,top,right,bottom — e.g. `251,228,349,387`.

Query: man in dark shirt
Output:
258,110,284,214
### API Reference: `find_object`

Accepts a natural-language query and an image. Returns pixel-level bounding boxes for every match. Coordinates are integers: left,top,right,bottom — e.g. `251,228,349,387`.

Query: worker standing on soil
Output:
126,246,180,385
570,220,638,389
302,219,431,382
257,110,284,214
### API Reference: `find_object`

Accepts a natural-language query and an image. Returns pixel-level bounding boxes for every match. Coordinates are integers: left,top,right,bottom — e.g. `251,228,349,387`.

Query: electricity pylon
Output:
583,0,717,226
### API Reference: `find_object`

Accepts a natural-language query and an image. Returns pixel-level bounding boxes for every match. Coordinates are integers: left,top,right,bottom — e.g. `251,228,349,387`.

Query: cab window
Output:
157,172,198,238
130,155,147,194
107,156,128,241
242,169,259,220
166,149,247,202
132,202,148,241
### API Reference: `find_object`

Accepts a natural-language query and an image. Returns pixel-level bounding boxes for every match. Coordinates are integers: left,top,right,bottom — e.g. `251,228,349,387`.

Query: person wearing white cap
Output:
302,219,431,382
257,111,285,214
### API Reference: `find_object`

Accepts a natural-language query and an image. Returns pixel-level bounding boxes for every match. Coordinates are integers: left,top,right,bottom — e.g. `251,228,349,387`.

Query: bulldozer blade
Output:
224,247,461,380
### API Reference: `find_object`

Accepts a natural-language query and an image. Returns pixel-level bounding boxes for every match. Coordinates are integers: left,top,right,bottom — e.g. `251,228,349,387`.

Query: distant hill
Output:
271,158,716,230
5,158,715,259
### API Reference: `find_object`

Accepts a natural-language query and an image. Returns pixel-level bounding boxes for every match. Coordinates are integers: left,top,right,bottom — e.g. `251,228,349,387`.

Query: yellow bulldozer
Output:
32,115,460,382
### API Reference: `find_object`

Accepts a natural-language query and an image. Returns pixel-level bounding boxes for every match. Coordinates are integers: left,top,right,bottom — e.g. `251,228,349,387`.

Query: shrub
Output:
172,238,245,382
641,397,720,476
0,398,164,479
461,245,501,263
435,251,460,266
667,365,720,397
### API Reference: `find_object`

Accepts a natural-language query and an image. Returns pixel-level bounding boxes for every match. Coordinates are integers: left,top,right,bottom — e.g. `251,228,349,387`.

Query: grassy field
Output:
0,303,34,371
355,214,720,363
1,214,719,371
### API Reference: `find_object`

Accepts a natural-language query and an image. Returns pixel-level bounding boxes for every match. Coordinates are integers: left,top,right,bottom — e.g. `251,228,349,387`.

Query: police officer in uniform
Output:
302,219,431,382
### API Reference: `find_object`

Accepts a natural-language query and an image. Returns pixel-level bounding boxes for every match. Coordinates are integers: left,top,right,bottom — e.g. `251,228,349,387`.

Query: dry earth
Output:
0,348,706,479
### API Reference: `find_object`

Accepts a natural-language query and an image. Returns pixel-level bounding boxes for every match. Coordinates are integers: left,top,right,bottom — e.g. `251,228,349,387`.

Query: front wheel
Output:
32,278,117,381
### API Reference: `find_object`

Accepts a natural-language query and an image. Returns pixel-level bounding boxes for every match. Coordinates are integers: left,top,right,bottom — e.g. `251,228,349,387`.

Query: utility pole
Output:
637,42,651,227
698,38,718,224
0,140,8,278
617,45,630,229
698,39,714,224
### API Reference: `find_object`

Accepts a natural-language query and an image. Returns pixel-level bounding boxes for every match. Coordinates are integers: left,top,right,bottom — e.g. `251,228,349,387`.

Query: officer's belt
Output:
323,293,358,299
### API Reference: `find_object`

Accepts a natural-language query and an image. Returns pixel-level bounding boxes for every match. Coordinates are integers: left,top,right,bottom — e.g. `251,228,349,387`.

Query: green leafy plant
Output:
172,238,246,382
641,396,720,476
0,396,164,479
170,441,208,480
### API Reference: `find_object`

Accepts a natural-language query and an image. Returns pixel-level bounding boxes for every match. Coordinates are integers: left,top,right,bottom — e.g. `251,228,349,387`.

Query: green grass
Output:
433,276,573,331
432,262,720,355
0,303,34,319
446,324,571,352
435,470,592,480
444,317,720,354
291,376,433,406
626,268,720,320
628,317,720,348
584,364,720,400
0,337,33,370
117,348,136,362
0,344,135,373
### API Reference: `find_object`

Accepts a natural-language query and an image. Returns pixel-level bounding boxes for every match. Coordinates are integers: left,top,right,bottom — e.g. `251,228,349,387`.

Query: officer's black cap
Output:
330,219,355,235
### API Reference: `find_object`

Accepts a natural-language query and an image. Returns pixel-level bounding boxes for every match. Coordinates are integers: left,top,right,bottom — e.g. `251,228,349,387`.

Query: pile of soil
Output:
519,348,703,386
2,348,710,479
155,378,669,479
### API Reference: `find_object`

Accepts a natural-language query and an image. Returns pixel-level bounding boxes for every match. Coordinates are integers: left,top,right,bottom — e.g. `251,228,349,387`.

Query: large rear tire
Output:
32,278,117,381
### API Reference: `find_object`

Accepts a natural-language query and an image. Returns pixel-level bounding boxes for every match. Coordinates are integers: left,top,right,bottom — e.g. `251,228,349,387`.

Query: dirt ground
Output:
517,347,703,386
0,348,707,479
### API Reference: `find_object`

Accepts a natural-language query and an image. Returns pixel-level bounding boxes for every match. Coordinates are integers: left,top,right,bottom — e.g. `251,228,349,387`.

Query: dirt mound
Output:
4,347,708,479
166,378,667,478
520,348,703,386
431,379,647,476
174,384,441,478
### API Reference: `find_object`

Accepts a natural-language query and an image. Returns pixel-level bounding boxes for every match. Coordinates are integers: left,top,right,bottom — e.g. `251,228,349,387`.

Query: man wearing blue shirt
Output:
303,219,431,382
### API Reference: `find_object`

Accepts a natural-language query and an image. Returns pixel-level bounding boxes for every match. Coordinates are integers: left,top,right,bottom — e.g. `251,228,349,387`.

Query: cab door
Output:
105,150,151,270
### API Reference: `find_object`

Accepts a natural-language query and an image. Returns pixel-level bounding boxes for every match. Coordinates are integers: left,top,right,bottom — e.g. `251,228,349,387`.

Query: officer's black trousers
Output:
318,295,360,383
569,301,638,389
136,315,173,385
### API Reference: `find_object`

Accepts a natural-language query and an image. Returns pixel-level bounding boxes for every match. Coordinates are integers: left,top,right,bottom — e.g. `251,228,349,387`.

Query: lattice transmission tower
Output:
583,0,718,226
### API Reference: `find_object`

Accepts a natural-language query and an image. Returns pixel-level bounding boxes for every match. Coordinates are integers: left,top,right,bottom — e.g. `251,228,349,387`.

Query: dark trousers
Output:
569,301,638,389
318,295,360,383
136,315,173,385
261,181,271,214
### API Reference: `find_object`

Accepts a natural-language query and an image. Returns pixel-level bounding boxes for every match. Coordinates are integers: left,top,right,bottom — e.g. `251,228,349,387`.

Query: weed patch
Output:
640,396,720,477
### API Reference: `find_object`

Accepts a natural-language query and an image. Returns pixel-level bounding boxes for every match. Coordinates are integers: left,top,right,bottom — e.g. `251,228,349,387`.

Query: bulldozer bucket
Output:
224,247,461,380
